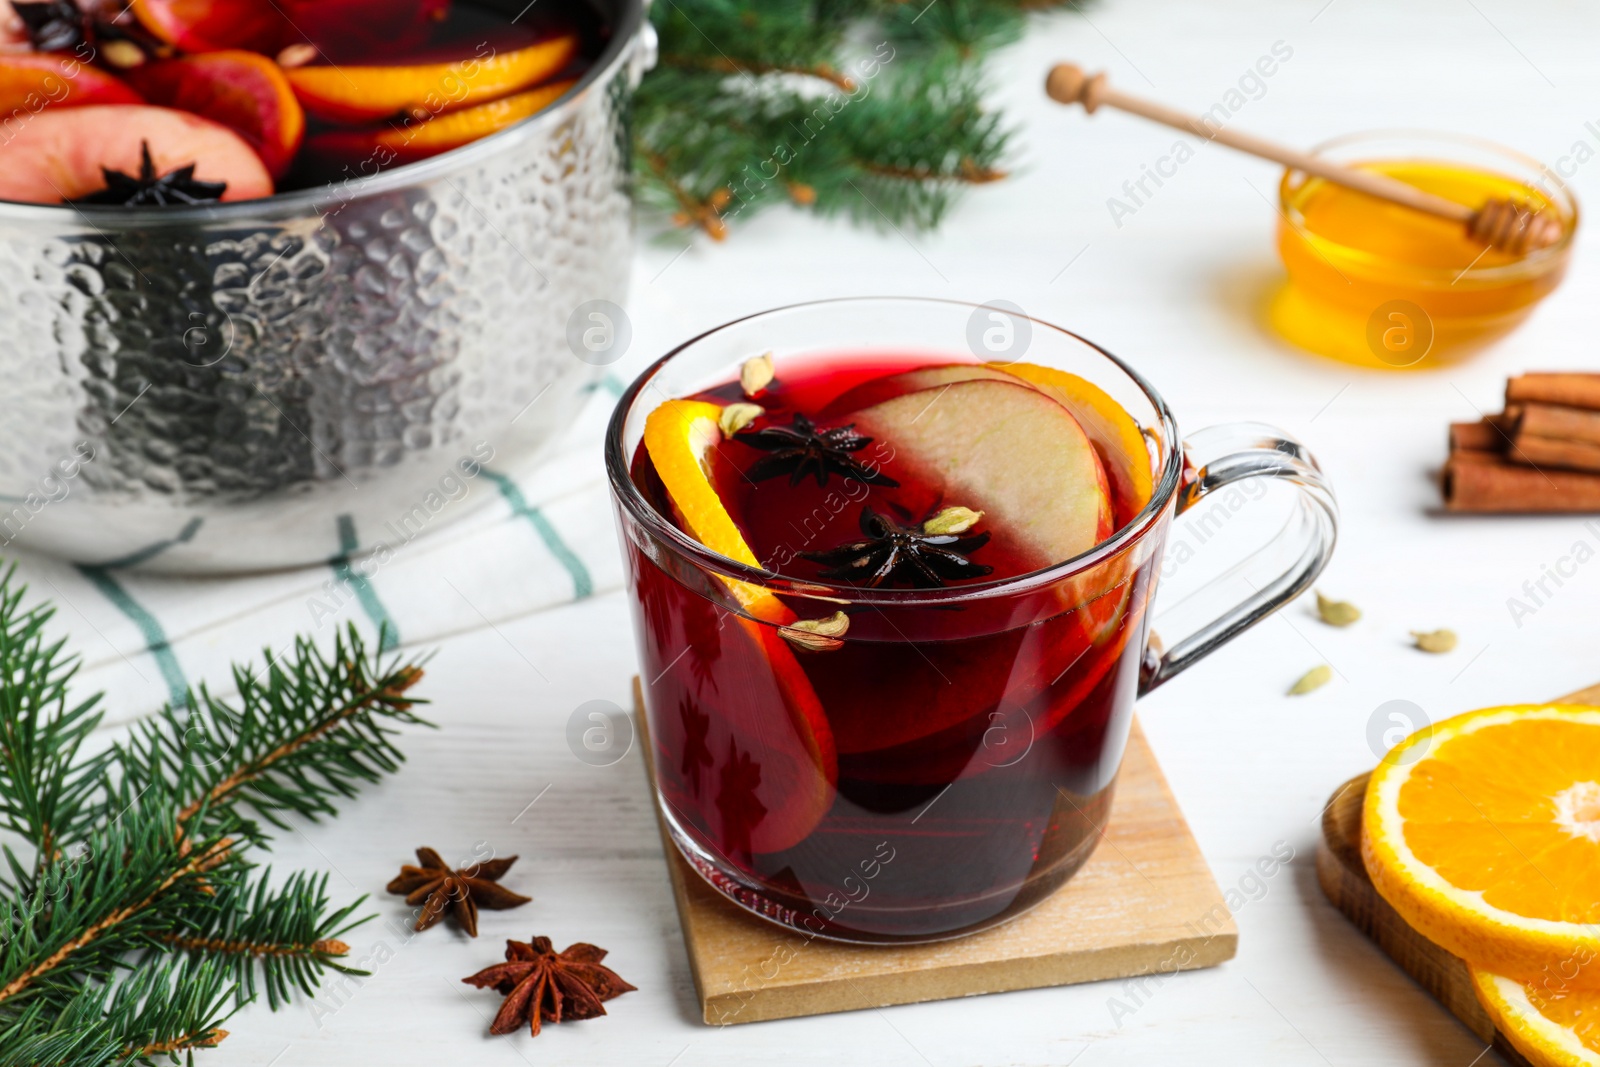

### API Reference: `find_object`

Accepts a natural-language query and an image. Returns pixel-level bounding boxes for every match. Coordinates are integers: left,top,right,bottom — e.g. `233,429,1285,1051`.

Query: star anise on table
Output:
802,506,994,588
73,141,228,207
386,847,531,937
734,412,898,487
463,935,637,1037
11,0,88,52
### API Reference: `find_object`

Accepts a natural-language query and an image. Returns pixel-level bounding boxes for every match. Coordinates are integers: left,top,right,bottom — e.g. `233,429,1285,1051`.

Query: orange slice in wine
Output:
643,398,838,853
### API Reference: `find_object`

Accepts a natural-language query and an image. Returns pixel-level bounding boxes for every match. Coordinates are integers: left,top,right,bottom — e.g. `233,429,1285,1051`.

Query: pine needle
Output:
0,565,430,1064
636,0,1084,237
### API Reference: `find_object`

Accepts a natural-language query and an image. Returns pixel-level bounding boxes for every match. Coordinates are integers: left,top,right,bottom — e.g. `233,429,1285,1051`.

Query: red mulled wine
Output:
626,350,1162,941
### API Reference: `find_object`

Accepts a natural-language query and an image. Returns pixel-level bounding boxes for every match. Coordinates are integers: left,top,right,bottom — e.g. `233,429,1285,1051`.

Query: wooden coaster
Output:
633,679,1237,1025
1315,681,1600,1067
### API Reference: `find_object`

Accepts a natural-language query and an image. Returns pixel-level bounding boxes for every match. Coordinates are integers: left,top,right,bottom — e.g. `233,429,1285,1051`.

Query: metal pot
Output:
0,0,653,573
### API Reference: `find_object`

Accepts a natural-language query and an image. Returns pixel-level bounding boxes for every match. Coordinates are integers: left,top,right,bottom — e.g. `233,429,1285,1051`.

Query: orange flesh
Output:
310,79,573,166
285,34,577,123
1397,718,1600,924
1523,985,1600,1054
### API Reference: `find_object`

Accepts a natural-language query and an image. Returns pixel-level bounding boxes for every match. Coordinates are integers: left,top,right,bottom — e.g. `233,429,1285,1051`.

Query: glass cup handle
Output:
1138,422,1339,695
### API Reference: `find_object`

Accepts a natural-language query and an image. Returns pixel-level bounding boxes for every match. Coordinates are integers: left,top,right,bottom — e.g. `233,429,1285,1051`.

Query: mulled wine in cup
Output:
607,298,1337,943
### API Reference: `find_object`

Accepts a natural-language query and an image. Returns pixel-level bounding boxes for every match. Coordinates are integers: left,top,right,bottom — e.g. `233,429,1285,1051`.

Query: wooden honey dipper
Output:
1045,64,1565,255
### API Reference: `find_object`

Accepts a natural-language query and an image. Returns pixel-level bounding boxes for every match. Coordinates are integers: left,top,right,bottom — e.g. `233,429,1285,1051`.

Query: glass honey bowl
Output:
1270,130,1578,370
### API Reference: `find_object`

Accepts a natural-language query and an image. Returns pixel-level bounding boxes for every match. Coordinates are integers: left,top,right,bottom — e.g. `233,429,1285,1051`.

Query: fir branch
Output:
660,52,858,92
116,627,428,840
652,0,845,78
0,811,233,1013
636,0,1077,236
0,568,431,1063
0,565,110,872
0,959,235,1067
159,870,369,1011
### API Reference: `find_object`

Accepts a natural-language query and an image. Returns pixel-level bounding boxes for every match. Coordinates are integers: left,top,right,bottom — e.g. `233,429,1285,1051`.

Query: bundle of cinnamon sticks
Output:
1445,373,1600,512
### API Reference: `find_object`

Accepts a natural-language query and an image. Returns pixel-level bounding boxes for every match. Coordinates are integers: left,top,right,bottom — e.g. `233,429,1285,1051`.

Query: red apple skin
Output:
851,379,1115,569
0,104,273,204
130,0,450,60
126,51,304,178
128,0,296,53
0,55,144,113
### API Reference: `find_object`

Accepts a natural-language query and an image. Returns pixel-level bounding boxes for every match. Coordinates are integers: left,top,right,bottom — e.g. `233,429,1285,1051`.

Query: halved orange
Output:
990,361,1155,526
1363,704,1600,987
642,398,839,853
1473,965,1600,1067
285,35,577,124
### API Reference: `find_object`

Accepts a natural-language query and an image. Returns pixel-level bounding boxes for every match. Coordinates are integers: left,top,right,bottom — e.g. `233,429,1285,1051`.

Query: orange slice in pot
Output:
642,398,837,853
304,79,573,169
285,35,577,124
1363,704,1600,988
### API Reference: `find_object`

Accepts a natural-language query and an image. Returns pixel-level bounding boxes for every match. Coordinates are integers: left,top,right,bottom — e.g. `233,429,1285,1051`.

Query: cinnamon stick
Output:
1444,448,1600,512
1520,402,1600,447
1449,420,1504,452
1505,373,1600,412
1509,433,1600,474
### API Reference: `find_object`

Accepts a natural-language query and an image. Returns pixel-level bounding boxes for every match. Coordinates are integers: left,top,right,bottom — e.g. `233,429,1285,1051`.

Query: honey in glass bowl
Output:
1270,131,1577,370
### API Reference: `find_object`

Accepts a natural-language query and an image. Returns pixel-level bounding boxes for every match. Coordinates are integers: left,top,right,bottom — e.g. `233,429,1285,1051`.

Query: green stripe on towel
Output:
75,565,190,710
331,515,399,652
481,469,593,600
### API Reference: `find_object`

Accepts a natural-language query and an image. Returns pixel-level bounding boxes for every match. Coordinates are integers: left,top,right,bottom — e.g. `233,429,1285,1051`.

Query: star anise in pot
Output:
734,412,898,487
463,935,637,1037
11,0,88,52
386,847,531,937
802,506,993,588
73,141,228,207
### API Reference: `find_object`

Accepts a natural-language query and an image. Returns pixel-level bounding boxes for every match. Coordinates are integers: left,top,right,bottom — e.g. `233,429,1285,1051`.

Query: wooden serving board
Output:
634,680,1237,1025
1316,681,1600,1065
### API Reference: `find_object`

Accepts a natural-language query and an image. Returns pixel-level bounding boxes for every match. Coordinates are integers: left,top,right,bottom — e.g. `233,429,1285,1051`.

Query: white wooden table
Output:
208,2,1600,1062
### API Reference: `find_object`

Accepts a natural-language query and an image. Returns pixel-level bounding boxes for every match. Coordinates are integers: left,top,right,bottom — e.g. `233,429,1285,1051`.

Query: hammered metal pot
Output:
0,0,653,573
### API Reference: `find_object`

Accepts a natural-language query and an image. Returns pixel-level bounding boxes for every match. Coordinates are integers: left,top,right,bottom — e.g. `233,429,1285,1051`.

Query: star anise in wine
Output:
734,413,898,487
386,847,531,937
12,0,87,52
74,141,228,207
802,506,993,588
463,935,637,1037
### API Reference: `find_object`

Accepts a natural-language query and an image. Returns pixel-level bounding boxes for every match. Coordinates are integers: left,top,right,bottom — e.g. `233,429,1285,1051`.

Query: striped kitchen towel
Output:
2,377,631,728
